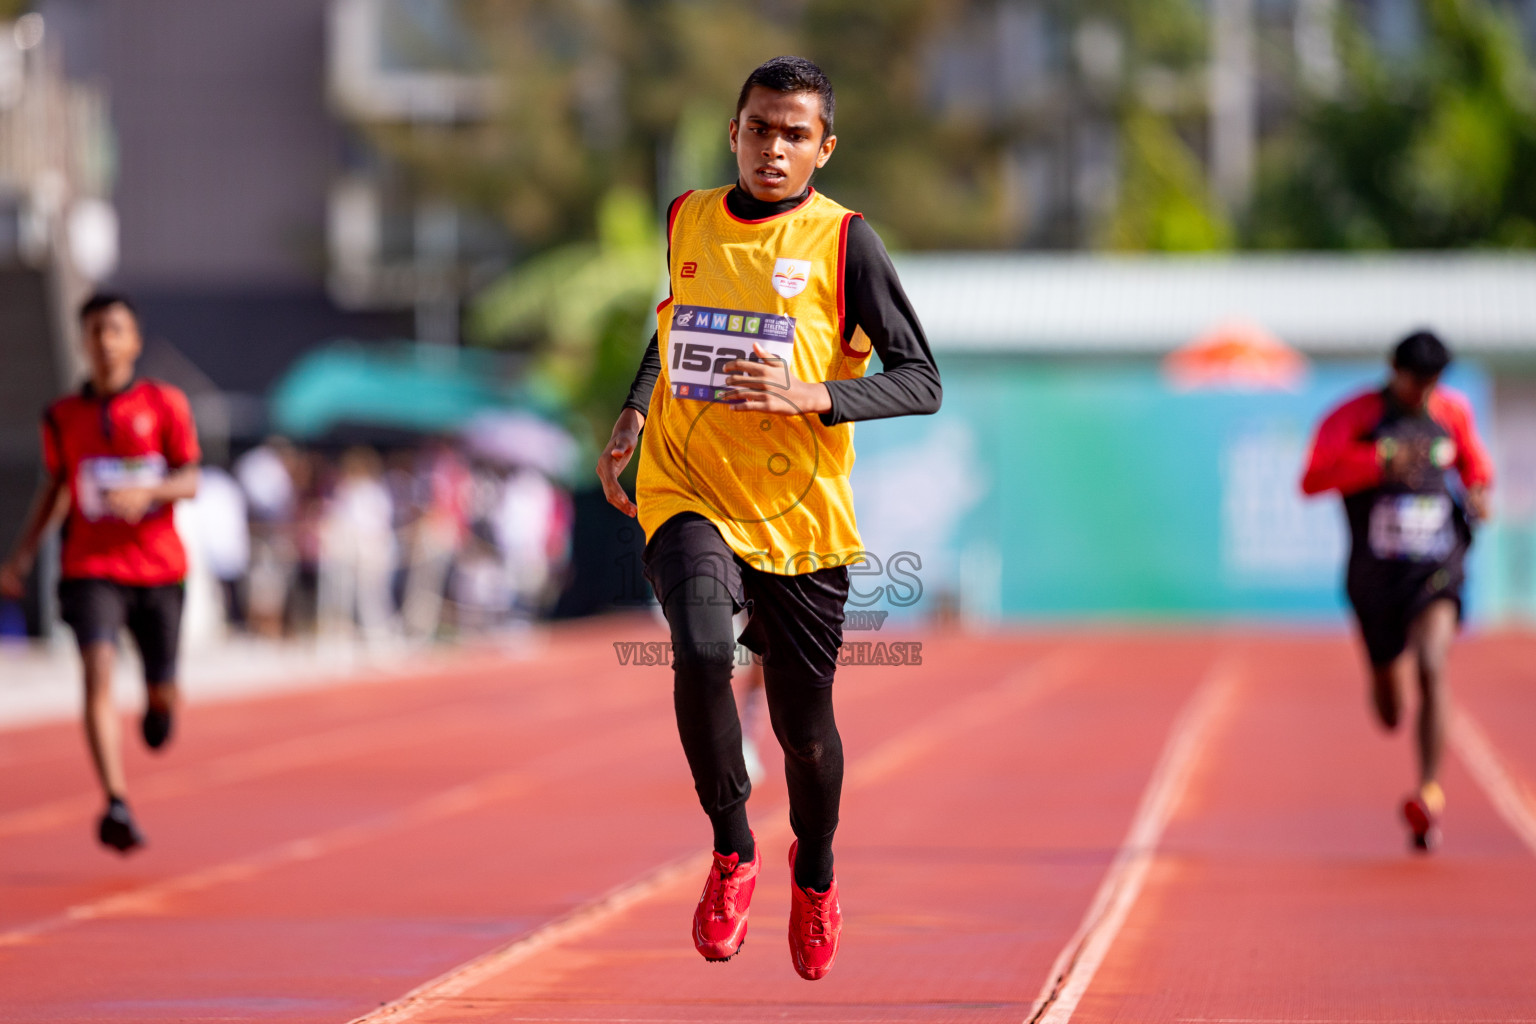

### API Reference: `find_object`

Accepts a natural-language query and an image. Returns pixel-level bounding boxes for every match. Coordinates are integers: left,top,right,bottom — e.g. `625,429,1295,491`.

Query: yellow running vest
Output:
637,185,872,575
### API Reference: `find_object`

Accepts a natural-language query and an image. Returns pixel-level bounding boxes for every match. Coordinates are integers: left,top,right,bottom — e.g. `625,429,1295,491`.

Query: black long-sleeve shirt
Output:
623,184,942,427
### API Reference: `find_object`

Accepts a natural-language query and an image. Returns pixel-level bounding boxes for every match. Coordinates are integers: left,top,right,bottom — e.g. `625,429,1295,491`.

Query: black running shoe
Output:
142,705,173,750
98,797,145,854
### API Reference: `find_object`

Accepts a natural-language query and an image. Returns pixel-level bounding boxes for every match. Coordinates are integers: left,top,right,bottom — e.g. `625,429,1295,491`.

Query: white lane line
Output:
0,704,488,840
0,706,665,948
350,647,1091,1024
347,849,715,1024
0,770,532,948
0,661,656,840
1452,705,1536,856
1025,660,1242,1024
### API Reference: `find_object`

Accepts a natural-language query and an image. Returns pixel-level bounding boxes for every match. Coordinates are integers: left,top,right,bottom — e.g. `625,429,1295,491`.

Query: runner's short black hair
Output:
735,56,835,139
1393,330,1452,378
79,292,137,323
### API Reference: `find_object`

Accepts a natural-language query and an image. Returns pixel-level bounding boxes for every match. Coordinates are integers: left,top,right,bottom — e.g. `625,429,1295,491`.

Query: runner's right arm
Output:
1301,394,1385,497
0,474,69,599
602,190,690,515
0,410,76,597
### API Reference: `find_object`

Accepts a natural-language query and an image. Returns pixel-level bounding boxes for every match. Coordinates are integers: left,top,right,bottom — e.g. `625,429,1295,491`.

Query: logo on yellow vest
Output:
772,258,811,298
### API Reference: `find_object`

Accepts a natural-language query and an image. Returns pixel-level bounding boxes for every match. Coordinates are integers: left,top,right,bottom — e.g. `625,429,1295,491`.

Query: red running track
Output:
1,620,1534,1023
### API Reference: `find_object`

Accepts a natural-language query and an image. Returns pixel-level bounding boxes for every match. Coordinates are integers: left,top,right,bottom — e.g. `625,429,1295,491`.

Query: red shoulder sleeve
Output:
661,190,694,295
1300,392,1384,497
153,383,201,468
665,190,693,244
1430,389,1494,489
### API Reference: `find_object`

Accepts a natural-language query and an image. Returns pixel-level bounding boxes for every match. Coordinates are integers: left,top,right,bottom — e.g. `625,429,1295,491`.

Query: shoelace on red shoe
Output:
710,871,741,918
800,889,833,944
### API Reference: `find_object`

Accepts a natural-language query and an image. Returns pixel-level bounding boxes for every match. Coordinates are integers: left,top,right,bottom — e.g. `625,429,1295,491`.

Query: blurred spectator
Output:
236,439,300,638
317,447,397,647
401,441,471,640
494,466,569,619
179,434,576,646
183,465,250,629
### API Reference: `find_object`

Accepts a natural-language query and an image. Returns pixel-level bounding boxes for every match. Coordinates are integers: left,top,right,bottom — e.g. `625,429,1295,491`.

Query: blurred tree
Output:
373,0,1014,431
364,0,795,251
468,186,661,440
368,0,1241,430
362,1,798,435
1105,108,1233,250
1249,0,1536,249
1082,0,1234,251
802,0,1006,249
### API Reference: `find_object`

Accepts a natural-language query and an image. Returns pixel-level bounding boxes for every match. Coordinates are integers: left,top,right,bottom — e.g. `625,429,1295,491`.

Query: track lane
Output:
5,629,1530,1024
0,645,660,931
1070,634,1536,1023
359,635,1224,1023
0,629,1074,1021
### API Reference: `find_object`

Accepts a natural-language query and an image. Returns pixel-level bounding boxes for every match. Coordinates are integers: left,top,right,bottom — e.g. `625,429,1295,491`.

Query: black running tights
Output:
664,574,842,891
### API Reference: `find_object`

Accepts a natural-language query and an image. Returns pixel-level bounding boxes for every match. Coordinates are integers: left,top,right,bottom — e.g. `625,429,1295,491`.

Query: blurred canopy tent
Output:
460,411,578,479
1163,320,1308,391
270,340,557,441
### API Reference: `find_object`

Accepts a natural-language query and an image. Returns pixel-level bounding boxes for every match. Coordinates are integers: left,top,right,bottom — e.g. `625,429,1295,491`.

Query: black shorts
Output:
643,513,849,685
1346,556,1464,668
58,578,185,684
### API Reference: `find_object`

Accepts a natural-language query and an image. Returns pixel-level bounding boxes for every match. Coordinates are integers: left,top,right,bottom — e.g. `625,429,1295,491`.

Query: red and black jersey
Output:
42,379,201,586
1301,387,1492,499
1301,385,1493,665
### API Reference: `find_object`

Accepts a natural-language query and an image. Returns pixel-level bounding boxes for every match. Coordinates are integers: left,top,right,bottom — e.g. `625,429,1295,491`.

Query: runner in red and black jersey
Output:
1301,331,1493,852
0,294,201,853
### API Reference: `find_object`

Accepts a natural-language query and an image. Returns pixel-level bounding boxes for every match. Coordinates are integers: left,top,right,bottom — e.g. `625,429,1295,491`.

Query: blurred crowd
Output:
180,438,574,647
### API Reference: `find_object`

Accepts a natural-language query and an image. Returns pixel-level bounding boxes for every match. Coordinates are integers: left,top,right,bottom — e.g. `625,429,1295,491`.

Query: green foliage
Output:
1104,109,1232,251
365,0,796,250
803,0,1009,248
469,186,662,439
1249,0,1536,249
377,0,1225,429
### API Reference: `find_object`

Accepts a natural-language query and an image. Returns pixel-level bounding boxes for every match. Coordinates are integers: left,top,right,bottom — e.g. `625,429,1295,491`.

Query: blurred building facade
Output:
12,0,1536,391
924,0,1536,248
5,0,1536,631
28,0,418,413
0,8,106,632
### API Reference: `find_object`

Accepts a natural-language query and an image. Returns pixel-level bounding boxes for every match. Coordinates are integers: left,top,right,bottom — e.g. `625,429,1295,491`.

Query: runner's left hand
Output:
1467,484,1491,521
105,486,155,523
722,343,831,417
0,558,27,600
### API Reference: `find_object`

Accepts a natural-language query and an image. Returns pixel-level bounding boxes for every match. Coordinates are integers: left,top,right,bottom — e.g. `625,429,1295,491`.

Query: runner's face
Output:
730,87,836,203
82,305,142,390
1389,368,1439,411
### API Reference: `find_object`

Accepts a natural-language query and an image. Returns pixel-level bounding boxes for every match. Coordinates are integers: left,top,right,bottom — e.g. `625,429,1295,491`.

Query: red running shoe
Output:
692,843,759,961
1402,794,1441,853
787,840,842,980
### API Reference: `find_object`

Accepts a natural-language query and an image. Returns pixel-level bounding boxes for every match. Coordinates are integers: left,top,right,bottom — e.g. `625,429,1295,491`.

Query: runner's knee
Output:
769,685,841,768
664,575,737,671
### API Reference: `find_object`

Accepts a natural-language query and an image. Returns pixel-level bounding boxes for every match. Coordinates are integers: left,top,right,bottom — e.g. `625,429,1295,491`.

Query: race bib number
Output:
1368,494,1454,561
76,454,168,521
666,305,795,402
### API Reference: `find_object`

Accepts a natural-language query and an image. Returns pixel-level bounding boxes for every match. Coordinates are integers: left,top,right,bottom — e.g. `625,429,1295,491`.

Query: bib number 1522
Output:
673,342,747,376
667,304,796,402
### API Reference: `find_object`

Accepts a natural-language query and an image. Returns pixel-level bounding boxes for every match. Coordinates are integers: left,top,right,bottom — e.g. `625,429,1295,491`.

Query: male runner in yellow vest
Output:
597,56,941,979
